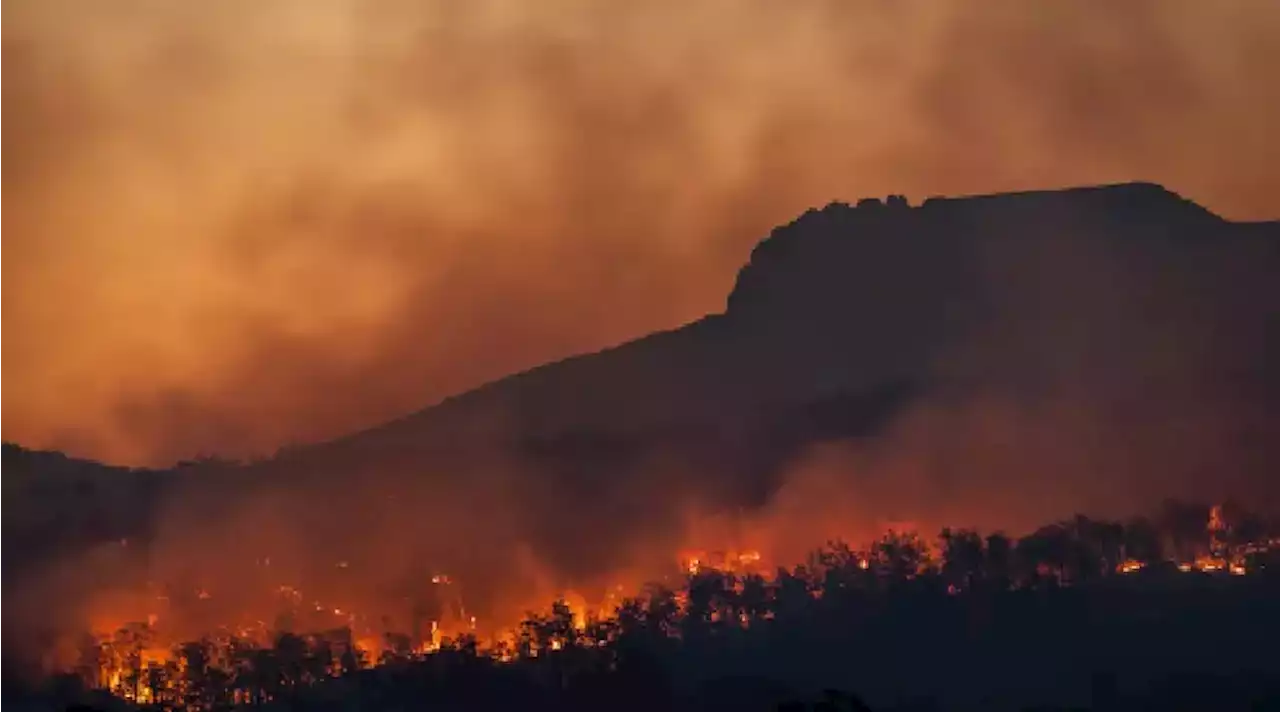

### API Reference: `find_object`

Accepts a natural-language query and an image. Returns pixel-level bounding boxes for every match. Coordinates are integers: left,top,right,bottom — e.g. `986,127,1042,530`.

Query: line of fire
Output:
54,501,1280,707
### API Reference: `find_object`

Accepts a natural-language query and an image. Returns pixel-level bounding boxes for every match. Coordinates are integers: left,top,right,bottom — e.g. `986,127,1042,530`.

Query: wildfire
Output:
679,549,766,577
1117,559,1145,574
1195,556,1225,573
55,502,1279,705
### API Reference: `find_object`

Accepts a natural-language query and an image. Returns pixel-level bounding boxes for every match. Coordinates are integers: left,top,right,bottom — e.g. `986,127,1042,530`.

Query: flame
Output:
1195,556,1226,572
47,501,1278,703
678,549,767,577
1117,559,1145,574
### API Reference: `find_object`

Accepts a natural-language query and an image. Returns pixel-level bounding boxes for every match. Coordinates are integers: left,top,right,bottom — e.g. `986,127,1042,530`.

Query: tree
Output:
774,566,815,622
984,532,1013,589
1123,516,1164,564
1063,515,1108,581
940,527,986,591
1159,498,1210,561
272,632,310,693
1016,525,1070,586
873,530,930,582
1219,500,1267,551
739,572,773,624
229,635,275,706
107,624,152,702
811,540,868,597
177,638,222,710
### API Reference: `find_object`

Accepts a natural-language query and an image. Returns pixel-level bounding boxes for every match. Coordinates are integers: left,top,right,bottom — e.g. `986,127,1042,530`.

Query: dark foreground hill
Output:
4,181,1280,616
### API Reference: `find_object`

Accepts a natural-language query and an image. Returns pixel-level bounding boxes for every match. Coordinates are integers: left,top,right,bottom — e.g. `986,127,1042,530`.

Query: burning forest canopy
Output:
3,183,1280,690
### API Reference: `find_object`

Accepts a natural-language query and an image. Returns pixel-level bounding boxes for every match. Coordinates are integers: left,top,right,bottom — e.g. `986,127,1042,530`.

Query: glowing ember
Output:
49,500,1279,704
1117,559,1145,574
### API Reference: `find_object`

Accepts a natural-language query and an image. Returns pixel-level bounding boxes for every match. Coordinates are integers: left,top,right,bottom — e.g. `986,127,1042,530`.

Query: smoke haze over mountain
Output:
5,0,1280,465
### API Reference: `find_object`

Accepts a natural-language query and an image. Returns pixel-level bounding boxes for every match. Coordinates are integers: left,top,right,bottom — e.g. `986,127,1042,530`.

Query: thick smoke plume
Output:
4,0,1280,678
5,0,1279,465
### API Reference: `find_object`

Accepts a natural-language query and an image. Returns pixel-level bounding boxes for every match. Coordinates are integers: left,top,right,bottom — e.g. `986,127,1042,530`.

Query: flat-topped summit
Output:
727,182,1227,316
768,182,1215,225
270,183,1277,478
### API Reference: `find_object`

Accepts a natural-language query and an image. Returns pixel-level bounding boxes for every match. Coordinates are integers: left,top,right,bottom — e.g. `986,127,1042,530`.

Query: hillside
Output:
276,182,1279,475
5,182,1279,582
0,443,161,576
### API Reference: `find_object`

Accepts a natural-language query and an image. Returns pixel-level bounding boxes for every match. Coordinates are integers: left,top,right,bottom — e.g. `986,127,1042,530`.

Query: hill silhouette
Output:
1,444,163,575
260,182,1279,499
4,182,1280,682
70,180,1259,596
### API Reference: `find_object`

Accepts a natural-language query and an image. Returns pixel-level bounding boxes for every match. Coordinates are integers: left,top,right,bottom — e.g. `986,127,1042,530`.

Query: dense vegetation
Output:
6,500,1280,712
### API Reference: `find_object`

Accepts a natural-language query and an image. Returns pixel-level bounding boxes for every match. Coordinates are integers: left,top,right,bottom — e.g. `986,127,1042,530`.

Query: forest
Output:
7,500,1280,712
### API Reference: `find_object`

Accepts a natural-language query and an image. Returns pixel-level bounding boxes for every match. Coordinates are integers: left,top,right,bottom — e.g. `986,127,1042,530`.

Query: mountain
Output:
0,443,159,578
5,182,1279,583
276,182,1278,470
208,182,1280,576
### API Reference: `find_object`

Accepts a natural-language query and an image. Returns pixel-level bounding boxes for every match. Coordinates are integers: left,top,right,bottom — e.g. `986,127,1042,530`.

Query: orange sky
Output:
4,0,1279,466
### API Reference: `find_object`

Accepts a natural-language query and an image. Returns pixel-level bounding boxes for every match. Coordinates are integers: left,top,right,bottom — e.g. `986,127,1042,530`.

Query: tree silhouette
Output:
983,532,1013,589
1016,524,1069,586
34,504,1280,712
939,527,985,591
1122,516,1164,564
1159,498,1210,561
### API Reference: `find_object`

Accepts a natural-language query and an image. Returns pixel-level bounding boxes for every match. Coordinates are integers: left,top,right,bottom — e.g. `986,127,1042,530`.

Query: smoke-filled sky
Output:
4,0,1279,466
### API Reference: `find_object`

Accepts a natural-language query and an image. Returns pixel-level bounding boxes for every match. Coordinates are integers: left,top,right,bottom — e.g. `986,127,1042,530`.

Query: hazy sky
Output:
4,0,1279,465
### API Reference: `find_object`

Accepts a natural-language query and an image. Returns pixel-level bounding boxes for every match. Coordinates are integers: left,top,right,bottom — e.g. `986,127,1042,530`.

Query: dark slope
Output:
195,182,1280,580
279,182,1279,477
6,182,1279,584
0,443,162,576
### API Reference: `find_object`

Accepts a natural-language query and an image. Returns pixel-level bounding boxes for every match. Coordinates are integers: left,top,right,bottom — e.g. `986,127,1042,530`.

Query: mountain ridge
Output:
12,181,1276,472
184,179,1277,602
298,181,1273,462
6,180,1279,588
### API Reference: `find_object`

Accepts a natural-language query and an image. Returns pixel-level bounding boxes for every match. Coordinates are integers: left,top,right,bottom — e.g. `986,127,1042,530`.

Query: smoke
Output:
4,0,1280,676
750,195,1280,540
5,0,1279,465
